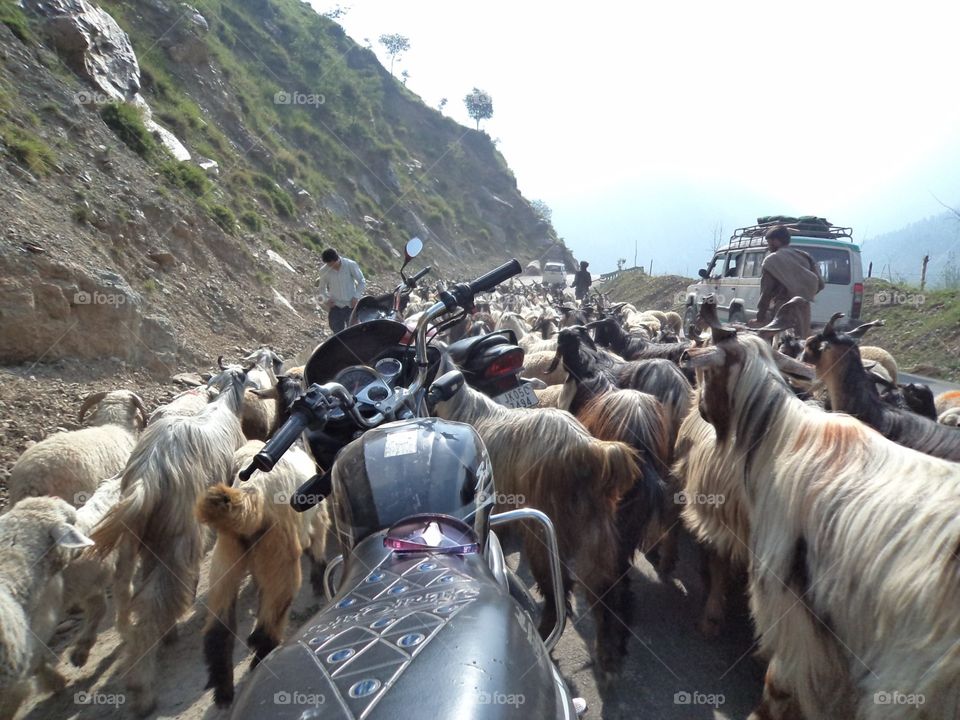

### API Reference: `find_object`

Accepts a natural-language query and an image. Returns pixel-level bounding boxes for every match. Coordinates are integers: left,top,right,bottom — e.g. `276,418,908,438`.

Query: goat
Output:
6,390,146,507
935,390,960,417
804,314,960,461
590,316,689,364
60,475,122,668
432,379,639,680
88,366,249,716
683,305,960,720
522,349,568,386
551,328,680,576
0,497,93,720
197,440,333,707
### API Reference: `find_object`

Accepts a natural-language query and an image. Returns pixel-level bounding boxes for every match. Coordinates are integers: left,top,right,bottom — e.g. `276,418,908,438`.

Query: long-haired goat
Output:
551,329,673,579
589,316,690,366
88,366,248,716
197,440,333,707
804,314,960,461
6,390,146,507
683,303,960,720
432,379,639,679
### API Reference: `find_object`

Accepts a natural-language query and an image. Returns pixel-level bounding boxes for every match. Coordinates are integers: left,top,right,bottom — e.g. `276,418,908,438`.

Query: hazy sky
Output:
315,0,960,272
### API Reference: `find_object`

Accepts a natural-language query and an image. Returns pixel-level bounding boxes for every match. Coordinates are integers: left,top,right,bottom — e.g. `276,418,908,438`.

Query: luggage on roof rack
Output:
728,216,853,250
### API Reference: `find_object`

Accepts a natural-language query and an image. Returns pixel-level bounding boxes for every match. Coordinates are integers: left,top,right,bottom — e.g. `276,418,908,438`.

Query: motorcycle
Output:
231,260,583,719
348,239,537,410
349,237,432,326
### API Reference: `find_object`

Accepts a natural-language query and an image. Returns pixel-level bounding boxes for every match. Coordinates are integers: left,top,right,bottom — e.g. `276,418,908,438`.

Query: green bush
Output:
100,102,155,158
0,2,31,43
1,124,56,174
240,210,262,232
206,204,236,234
160,159,210,196
71,205,90,224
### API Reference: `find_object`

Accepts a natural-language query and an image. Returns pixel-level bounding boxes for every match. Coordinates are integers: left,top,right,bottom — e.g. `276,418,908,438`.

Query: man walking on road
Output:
754,225,824,337
572,261,592,301
316,248,366,333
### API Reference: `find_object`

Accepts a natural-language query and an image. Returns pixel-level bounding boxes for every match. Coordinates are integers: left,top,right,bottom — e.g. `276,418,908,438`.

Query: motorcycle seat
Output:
230,529,572,718
446,330,519,369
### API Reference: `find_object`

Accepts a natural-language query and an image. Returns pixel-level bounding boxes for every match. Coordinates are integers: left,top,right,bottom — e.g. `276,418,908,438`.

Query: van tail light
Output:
851,282,863,319
483,348,524,378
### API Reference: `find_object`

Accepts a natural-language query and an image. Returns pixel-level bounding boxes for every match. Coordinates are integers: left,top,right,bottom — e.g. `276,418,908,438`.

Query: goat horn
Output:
847,318,884,340
753,297,810,337
772,352,816,380
217,355,227,370
78,391,109,423
546,353,561,373
131,393,149,428
823,313,845,338
698,296,737,342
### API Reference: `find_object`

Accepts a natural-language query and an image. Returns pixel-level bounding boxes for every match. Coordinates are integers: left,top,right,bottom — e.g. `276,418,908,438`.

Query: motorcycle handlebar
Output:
407,266,431,287
468,259,522,295
240,408,310,480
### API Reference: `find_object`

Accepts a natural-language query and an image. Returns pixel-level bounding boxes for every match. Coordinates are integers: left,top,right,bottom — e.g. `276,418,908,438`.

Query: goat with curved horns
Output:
804,312,960,461
681,297,960,720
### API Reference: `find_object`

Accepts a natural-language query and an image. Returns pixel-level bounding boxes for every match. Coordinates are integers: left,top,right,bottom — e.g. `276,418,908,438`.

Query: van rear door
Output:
803,245,857,325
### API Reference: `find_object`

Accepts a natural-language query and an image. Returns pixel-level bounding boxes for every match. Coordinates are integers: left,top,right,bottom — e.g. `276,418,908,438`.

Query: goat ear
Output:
53,523,94,549
252,387,279,399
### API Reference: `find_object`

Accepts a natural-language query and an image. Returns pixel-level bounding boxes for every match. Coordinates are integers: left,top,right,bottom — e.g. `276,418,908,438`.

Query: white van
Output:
541,262,567,287
683,217,864,329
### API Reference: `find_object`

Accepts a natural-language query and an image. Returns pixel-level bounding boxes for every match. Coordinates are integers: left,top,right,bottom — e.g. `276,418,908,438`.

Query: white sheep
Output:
6,390,146,508
196,440,334,707
522,350,568,386
89,367,249,716
0,497,93,720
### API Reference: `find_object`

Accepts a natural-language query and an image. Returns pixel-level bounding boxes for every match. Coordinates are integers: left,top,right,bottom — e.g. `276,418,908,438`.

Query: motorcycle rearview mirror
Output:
698,268,708,279
404,236,423,261
426,369,464,407
290,470,332,513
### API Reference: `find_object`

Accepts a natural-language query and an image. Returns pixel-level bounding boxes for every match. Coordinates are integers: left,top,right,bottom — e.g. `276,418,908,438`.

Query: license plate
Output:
493,383,539,408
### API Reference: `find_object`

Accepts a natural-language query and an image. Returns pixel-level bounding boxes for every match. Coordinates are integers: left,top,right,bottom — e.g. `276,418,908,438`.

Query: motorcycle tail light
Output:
483,348,524,378
384,513,479,555
852,282,863,319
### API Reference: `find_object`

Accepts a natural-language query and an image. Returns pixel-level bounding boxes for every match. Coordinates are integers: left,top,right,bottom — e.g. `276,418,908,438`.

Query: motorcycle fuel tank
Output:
330,418,495,554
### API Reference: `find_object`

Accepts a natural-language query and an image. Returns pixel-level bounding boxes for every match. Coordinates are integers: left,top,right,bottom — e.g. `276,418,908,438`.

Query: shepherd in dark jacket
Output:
755,225,824,337
572,261,592,300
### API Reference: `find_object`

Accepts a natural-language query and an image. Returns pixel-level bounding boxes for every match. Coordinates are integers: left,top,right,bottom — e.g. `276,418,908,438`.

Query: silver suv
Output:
683,217,864,330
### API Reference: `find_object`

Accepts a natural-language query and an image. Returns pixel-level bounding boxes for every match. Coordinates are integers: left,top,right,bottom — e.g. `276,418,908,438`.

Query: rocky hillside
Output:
0,0,563,375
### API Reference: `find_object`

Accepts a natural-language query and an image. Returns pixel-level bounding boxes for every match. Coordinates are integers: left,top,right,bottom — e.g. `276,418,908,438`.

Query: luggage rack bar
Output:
728,219,854,250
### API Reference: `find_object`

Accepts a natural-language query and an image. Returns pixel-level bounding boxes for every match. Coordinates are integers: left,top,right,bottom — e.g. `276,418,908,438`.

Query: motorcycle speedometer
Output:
384,513,480,555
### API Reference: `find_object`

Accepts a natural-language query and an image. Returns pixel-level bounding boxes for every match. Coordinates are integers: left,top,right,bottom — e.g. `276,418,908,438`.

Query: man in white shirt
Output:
316,248,366,333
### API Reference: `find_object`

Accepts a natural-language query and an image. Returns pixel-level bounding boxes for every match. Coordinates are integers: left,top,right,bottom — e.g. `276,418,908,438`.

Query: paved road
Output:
519,532,765,719
898,372,959,398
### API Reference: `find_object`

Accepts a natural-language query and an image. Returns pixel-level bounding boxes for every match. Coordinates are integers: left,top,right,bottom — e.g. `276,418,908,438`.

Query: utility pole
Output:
634,238,638,269
920,254,930,291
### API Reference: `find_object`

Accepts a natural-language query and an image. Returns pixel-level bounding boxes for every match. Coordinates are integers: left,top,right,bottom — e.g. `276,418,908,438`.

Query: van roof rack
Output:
727,216,853,250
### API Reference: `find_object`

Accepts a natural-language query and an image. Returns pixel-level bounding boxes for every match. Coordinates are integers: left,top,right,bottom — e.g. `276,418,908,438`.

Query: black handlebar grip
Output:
468,259,522,295
239,409,309,481
290,470,333,512
409,266,431,286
